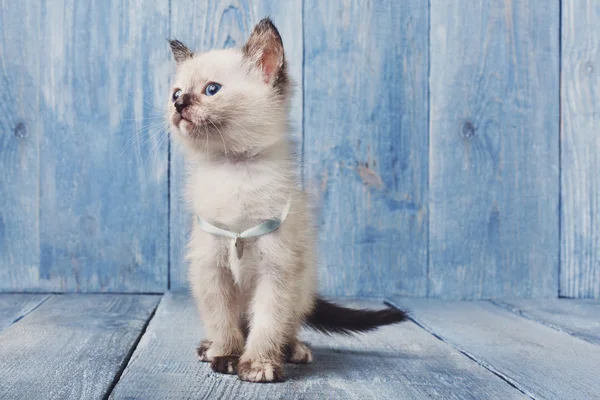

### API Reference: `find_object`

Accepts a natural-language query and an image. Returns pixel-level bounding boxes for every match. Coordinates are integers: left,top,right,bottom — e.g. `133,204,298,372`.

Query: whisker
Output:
209,120,229,161
119,121,168,156
126,93,166,114
121,116,164,122
143,128,168,170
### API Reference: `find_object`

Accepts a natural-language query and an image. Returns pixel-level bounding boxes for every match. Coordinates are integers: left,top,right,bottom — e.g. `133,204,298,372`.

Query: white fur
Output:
168,26,316,382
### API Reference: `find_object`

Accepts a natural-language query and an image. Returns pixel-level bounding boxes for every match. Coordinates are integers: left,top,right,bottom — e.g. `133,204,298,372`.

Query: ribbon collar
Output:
196,197,291,259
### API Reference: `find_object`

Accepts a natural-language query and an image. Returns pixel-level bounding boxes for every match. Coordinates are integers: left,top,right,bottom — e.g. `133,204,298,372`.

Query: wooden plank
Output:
110,293,525,399
0,294,160,400
303,1,429,296
169,1,303,288
0,294,48,332
428,1,560,298
494,299,600,346
561,0,600,298
32,0,170,291
0,0,42,290
389,297,600,399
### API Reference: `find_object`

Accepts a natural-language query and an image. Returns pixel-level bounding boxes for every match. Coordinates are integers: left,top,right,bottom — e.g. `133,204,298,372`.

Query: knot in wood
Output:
462,121,476,139
13,121,27,139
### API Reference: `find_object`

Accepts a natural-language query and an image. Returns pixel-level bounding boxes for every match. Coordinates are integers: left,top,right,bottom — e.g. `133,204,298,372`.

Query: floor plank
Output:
493,299,600,346
388,297,600,400
0,294,49,332
110,293,525,400
0,294,160,400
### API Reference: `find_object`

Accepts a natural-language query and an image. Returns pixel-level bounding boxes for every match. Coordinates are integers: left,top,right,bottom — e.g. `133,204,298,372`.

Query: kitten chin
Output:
167,17,407,383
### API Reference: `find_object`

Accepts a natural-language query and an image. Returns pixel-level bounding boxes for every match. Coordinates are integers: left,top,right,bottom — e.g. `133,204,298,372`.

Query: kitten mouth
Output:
179,117,200,129
178,110,204,129
180,109,193,121
172,112,221,135
172,113,191,127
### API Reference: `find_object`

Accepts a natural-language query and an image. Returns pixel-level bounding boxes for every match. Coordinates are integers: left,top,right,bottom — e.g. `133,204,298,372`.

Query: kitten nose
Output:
174,93,192,114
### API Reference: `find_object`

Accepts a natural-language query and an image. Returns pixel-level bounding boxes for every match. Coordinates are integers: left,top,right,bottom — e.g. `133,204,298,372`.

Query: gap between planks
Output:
0,294,52,332
103,295,164,400
0,294,162,400
490,298,600,346
385,299,534,399
387,297,600,400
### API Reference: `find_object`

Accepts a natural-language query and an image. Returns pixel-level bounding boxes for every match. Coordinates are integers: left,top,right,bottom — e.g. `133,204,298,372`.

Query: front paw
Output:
237,359,284,383
211,355,239,374
196,340,213,362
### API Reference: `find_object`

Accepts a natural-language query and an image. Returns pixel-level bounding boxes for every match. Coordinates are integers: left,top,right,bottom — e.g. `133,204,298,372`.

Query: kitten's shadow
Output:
285,346,417,380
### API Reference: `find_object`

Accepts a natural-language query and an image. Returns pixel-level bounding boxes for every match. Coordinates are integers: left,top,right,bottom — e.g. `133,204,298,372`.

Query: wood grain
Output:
32,0,170,291
428,0,560,298
0,0,42,290
389,297,600,399
169,0,303,288
0,294,159,400
494,298,600,346
2,1,595,298
303,1,429,296
110,293,525,399
0,294,48,332
561,0,600,298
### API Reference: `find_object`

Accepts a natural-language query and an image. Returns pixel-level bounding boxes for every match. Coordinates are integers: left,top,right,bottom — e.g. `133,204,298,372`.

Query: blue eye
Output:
204,82,221,96
172,89,182,102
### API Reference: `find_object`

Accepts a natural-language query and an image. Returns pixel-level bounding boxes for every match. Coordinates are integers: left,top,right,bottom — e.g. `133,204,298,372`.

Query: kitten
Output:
167,18,407,383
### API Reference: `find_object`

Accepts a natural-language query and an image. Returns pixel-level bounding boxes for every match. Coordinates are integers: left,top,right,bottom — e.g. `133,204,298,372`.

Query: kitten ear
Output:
168,39,193,64
243,18,286,86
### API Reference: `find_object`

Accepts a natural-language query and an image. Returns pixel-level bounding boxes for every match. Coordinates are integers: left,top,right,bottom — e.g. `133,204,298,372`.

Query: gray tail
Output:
304,296,408,335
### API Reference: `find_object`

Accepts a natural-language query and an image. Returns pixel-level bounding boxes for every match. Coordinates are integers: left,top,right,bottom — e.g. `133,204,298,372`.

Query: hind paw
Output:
196,340,212,362
287,341,312,364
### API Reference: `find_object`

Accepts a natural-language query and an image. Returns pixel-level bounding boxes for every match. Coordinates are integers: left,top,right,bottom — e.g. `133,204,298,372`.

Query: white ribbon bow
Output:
196,196,292,259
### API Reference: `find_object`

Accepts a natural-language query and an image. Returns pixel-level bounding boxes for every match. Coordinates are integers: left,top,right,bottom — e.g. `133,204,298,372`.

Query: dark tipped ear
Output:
168,39,193,64
243,17,286,87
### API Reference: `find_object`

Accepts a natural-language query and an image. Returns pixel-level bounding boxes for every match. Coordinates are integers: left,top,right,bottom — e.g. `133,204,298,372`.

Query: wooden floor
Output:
0,293,599,400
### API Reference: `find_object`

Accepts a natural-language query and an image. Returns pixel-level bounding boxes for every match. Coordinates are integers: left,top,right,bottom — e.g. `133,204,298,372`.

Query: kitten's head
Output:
167,18,290,157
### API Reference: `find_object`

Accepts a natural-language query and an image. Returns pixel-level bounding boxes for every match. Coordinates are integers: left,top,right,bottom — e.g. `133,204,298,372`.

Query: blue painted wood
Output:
0,1,42,289
110,293,525,399
0,294,160,400
31,0,170,291
494,299,600,346
303,1,429,297
428,0,560,298
1,0,591,298
0,294,48,332
169,1,303,289
389,297,600,400
561,1,600,299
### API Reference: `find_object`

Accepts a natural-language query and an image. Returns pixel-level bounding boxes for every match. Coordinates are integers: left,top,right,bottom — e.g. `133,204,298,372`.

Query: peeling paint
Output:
356,163,384,189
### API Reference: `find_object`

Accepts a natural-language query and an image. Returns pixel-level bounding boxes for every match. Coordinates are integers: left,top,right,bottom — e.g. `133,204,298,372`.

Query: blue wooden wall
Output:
428,1,560,299
0,0,598,299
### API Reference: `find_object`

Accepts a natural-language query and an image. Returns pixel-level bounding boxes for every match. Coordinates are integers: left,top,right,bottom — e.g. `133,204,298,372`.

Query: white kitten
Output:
167,18,407,383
